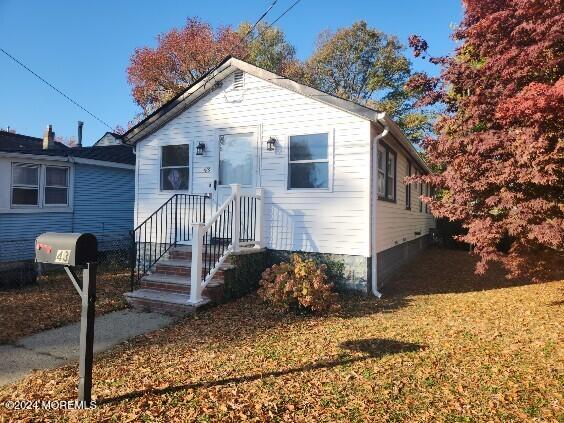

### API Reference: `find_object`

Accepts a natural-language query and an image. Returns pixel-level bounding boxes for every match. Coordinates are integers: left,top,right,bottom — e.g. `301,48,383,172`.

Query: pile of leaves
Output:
258,253,339,313
0,269,130,344
0,249,562,421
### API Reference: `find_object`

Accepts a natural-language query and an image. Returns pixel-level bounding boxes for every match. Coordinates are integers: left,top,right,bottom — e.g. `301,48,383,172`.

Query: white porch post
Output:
255,187,264,248
231,183,241,253
189,222,204,304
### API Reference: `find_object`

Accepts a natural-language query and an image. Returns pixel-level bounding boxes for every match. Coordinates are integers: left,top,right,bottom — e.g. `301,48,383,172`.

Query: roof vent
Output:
233,70,244,90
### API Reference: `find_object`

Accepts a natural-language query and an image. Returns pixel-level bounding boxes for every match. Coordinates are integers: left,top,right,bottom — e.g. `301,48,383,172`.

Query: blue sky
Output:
0,0,462,145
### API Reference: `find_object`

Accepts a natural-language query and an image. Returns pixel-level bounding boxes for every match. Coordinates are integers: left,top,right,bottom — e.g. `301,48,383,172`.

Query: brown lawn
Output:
0,249,562,422
0,269,130,344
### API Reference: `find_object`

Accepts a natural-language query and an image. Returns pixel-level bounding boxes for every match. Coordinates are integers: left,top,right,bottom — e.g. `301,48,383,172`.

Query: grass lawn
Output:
1,249,562,422
0,268,130,344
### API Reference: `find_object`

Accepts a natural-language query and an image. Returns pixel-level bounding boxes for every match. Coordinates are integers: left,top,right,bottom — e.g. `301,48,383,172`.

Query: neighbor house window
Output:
405,162,412,210
44,166,69,205
11,163,39,206
288,133,329,189
377,142,396,201
161,144,189,190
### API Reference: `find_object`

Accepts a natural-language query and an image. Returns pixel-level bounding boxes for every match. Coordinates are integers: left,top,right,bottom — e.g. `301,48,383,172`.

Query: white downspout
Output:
371,113,389,298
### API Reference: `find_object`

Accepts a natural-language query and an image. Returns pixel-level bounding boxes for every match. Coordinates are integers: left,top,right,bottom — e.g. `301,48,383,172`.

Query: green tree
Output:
301,21,432,141
237,22,298,75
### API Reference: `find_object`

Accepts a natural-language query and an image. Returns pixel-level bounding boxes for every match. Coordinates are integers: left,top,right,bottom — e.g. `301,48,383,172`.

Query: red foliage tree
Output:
127,18,245,113
406,0,563,277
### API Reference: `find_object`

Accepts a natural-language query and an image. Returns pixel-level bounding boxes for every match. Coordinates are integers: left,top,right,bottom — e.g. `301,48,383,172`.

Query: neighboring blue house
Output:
0,126,135,281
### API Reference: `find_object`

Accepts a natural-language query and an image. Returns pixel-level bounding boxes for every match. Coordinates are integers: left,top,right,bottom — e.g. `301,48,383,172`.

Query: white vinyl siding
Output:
373,130,435,253
135,71,371,257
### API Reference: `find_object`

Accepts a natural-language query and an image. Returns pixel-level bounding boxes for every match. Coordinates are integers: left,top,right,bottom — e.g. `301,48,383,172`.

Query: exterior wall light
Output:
266,137,276,151
196,142,206,156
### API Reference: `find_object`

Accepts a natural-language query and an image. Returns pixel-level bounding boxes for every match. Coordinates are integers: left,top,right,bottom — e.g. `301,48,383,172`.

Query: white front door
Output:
215,130,258,207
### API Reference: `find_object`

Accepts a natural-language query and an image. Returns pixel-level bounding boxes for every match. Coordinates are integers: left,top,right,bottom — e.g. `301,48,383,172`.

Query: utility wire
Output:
200,0,279,90
0,47,113,130
237,0,279,49
249,0,302,43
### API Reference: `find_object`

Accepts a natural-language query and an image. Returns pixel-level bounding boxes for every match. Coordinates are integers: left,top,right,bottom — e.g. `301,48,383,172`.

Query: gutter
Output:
0,151,134,170
370,112,389,298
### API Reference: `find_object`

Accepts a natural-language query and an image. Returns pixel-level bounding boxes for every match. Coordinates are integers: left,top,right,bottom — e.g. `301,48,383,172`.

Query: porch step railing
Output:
129,193,209,289
189,184,263,304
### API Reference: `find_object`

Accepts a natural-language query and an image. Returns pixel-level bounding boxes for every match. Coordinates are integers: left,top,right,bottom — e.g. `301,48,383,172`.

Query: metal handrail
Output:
129,193,209,289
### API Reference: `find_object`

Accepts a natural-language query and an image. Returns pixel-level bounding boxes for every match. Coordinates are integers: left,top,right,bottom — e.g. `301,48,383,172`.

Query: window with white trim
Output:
405,161,412,210
425,184,430,214
44,166,69,206
419,180,424,213
12,163,39,206
288,133,329,189
161,144,189,191
377,142,396,201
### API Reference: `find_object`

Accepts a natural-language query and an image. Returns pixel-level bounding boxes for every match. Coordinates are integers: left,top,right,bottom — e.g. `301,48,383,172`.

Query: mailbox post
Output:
35,233,97,404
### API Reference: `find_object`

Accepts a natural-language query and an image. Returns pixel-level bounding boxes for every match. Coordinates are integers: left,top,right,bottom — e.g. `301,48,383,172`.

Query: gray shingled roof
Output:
0,132,134,166
0,131,68,150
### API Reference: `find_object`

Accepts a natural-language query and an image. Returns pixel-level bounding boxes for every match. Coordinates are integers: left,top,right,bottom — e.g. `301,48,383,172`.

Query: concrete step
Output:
124,289,209,316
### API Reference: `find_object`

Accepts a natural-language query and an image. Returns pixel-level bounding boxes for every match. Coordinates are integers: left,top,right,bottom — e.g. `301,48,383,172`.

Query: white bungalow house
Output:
122,57,434,313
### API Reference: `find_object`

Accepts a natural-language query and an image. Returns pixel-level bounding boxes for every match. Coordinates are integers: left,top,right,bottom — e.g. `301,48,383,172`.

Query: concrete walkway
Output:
0,309,175,385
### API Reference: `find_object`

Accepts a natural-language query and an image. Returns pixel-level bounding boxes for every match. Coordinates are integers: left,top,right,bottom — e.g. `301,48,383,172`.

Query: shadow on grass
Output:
99,338,425,406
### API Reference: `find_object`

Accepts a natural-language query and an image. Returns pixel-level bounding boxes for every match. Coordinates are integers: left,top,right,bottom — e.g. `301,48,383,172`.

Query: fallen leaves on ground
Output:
0,250,562,422
0,269,130,344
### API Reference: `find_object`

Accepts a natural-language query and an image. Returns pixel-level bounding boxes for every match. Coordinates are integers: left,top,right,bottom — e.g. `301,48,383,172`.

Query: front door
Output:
215,130,258,207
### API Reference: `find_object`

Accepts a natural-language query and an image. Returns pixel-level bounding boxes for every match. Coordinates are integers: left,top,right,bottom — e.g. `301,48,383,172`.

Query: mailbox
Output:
36,232,97,266
34,231,98,404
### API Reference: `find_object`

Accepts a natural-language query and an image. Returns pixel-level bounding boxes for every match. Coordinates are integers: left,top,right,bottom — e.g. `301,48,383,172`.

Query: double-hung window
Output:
44,166,69,206
11,163,70,208
12,164,39,206
419,181,424,212
161,144,190,191
377,142,396,201
288,133,329,189
405,162,412,210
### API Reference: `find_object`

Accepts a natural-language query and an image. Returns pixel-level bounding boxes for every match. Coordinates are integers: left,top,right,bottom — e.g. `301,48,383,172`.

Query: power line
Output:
241,0,303,64
199,0,279,91
0,47,113,130
255,0,302,37
238,0,279,47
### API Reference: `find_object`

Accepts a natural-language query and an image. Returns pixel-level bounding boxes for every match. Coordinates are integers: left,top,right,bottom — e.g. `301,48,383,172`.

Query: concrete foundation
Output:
376,235,431,287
